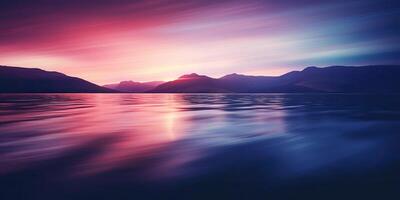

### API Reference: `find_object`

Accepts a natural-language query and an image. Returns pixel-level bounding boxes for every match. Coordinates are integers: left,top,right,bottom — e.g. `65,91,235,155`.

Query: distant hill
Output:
103,81,164,92
151,65,400,93
152,73,229,93
0,65,114,93
3,65,400,93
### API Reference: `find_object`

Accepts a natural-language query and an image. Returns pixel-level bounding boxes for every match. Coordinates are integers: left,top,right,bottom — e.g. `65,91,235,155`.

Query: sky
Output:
0,0,399,84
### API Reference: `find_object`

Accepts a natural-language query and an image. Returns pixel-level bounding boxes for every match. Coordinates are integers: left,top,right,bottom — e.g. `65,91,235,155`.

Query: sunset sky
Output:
0,0,399,84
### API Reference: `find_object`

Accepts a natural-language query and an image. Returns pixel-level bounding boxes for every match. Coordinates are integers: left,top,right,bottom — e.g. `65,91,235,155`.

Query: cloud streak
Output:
0,0,399,84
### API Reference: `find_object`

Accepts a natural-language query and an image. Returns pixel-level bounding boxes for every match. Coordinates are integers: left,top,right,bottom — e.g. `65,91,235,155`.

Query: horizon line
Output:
1,64,400,85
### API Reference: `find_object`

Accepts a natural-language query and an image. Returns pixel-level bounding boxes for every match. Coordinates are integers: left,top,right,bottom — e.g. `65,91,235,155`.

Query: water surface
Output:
1,94,400,199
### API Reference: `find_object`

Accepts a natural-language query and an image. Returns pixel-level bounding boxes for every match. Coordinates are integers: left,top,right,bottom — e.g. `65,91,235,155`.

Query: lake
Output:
1,94,400,199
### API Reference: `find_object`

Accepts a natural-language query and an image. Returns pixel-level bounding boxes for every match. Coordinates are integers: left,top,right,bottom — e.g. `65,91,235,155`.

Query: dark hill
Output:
103,81,164,92
151,65,400,93
0,65,114,93
152,73,229,93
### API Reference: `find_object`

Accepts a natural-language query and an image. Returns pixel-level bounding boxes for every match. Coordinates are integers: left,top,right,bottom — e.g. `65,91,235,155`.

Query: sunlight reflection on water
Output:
1,94,400,199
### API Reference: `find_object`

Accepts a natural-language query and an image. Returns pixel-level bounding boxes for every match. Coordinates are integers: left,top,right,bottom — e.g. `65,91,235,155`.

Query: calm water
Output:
1,94,400,199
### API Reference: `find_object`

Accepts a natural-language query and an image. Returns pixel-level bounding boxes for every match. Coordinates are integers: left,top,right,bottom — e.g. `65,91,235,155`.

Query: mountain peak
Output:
119,80,137,84
220,73,244,79
303,66,319,71
179,73,209,79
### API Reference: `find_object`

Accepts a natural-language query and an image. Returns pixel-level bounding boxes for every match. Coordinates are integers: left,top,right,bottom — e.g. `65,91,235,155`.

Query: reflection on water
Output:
0,94,400,199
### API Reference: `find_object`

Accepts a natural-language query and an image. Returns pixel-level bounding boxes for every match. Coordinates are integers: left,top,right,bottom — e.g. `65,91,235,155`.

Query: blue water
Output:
0,94,400,199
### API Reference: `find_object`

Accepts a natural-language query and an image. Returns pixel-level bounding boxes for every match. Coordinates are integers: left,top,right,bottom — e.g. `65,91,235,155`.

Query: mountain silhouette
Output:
2,65,400,93
151,65,400,93
103,81,164,92
0,65,114,93
153,73,229,92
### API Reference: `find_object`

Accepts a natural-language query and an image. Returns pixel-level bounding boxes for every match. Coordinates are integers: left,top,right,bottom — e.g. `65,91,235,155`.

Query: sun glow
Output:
0,1,398,84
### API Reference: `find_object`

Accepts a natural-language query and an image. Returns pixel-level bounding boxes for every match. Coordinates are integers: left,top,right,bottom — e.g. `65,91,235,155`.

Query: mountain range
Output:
151,65,400,93
103,81,165,92
1,65,399,93
0,65,113,93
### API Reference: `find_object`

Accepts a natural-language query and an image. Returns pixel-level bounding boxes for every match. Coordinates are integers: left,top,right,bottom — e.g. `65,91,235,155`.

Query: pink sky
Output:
1,0,399,84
